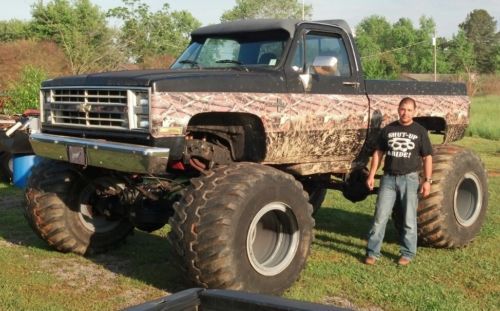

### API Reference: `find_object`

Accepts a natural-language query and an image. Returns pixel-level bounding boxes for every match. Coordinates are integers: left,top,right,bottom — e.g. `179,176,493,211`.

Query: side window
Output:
292,32,351,77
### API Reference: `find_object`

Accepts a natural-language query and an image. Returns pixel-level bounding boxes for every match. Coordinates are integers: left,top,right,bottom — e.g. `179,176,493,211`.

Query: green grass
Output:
0,136,499,310
467,95,500,140
285,177,499,311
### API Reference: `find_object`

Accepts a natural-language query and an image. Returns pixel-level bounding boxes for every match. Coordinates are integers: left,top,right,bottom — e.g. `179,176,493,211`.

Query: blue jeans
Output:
366,172,420,259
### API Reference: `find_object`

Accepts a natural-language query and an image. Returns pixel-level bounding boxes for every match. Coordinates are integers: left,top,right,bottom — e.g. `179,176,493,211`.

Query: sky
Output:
1,0,499,38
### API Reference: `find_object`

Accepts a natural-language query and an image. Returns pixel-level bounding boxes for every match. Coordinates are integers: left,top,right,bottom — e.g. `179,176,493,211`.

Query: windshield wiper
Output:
216,59,243,65
215,59,249,71
178,59,201,68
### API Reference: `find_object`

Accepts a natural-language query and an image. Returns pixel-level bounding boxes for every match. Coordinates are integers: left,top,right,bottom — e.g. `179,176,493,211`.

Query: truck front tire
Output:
168,162,314,294
417,145,488,248
25,160,133,255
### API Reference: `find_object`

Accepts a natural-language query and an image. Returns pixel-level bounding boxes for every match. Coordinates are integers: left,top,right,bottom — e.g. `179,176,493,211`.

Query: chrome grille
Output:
49,89,128,129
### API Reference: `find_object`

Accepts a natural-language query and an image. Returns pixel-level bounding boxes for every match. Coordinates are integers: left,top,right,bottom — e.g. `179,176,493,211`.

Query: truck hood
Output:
42,68,288,93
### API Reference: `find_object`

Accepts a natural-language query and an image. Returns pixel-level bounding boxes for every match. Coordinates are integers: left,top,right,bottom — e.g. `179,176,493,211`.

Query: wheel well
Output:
187,112,266,162
414,116,446,134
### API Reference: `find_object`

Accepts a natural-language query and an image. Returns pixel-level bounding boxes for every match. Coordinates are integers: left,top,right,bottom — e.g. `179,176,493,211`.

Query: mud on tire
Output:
417,145,488,248
24,160,133,255
168,162,314,294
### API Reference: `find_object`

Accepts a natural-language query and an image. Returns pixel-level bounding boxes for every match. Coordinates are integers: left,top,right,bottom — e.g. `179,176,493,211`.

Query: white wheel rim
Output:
246,202,299,276
453,172,483,227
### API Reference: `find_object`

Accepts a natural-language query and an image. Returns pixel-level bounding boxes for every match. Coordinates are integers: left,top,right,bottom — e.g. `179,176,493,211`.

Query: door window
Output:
292,32,351,76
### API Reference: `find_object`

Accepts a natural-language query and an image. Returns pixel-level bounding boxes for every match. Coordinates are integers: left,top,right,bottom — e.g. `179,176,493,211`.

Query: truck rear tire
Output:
168,162,314,294
303,185,327,215
417,145,488,248
24,160,133,255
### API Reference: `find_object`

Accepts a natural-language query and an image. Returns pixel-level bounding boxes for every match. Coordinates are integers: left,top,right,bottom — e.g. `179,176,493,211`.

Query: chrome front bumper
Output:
29,133,170,174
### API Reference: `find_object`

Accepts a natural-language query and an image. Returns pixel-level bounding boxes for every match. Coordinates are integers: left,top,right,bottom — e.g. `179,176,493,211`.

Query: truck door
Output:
285,24,365,94
282,24,370,169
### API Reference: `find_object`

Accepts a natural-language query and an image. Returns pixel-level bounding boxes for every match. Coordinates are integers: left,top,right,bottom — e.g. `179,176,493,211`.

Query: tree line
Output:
0,0,498,113
1,0,498,76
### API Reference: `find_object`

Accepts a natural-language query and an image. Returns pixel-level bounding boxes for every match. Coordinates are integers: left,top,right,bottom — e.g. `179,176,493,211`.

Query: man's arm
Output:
366,150,383,191
420,155,433,197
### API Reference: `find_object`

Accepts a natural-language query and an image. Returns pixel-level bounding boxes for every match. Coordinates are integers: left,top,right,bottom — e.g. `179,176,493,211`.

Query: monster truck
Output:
25,19,488,294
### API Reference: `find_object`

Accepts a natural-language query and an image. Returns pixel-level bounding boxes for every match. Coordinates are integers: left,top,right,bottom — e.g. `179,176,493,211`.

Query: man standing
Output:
365,97,433,266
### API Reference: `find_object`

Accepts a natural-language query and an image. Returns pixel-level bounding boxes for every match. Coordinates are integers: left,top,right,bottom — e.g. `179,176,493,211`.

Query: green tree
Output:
459,9,499,73
410,16,435,73
4,66,47,114
447,30,476,73
356,15,446,78
30,0,125,74
446,29,478,94
108,0,201,63
389,18,416,71
221,0,312,22
355,16,398,79
0,20,33,42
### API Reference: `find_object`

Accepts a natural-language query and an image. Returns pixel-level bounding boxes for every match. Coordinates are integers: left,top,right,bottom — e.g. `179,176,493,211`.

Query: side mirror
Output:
312,56,339,76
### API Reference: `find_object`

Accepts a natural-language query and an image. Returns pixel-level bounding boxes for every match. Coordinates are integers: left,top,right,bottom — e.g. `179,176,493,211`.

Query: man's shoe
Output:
398,257,411,266
364,256,377,265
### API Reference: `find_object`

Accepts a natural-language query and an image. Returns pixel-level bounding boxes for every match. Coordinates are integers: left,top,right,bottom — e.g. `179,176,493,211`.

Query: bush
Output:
3,66,47,115
478,74,500,96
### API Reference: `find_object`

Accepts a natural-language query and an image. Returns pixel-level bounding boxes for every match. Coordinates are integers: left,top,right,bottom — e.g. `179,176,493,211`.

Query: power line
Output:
360,40,430,59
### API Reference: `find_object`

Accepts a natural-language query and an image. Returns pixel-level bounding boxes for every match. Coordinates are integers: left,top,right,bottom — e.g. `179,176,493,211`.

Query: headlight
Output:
41,90,53,124
133,91,150,130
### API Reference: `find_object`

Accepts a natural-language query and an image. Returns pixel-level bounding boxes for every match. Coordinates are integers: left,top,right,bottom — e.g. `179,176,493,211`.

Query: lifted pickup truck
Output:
25,19,488,294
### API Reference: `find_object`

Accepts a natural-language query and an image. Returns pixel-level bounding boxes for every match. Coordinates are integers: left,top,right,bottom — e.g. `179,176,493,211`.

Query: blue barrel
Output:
13,154,40,189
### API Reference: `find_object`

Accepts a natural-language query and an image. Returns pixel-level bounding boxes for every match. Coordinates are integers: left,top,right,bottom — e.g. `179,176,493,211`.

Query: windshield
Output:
171,32,289,70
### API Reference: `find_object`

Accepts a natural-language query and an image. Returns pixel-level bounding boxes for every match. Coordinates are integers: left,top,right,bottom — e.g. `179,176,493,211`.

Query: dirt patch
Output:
39,257,121,292
0,239,15,248
322,296,384,311
38,255,170,308
488,170,500,177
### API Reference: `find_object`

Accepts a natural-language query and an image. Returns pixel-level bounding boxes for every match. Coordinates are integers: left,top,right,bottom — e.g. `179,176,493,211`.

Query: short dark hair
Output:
399,97,416,109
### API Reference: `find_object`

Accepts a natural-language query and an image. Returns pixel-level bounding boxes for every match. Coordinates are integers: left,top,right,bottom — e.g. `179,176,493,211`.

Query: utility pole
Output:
433,31,437,82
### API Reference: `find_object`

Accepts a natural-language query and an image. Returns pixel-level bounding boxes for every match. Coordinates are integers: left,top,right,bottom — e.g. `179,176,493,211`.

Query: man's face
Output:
398,102,415,125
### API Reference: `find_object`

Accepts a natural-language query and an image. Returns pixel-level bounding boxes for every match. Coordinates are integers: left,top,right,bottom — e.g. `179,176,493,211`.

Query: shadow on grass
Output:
313,205,401,261
0,203,190,294
89,230,189,294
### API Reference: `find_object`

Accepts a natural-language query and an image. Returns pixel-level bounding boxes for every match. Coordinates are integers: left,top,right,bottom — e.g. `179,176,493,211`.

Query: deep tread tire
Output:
168,162,314,294
417,145,488,248
24,160,134,255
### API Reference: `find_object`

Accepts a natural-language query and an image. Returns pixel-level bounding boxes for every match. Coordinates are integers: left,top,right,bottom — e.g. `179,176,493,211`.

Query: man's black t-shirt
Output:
376,121,433,175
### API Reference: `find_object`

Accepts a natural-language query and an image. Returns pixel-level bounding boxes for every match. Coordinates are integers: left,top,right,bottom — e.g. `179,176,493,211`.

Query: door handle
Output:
343,81,361,88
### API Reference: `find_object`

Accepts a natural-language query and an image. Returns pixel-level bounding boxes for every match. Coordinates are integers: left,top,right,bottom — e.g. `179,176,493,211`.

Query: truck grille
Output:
42,88,150,131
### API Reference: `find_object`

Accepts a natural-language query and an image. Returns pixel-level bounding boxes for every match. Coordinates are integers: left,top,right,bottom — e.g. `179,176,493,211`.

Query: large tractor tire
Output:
25,160,134,255
0,151,13,182
168,162,314,294
417,145,488,248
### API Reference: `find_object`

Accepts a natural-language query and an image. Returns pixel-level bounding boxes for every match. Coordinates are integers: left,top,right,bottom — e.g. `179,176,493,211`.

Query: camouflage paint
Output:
368,94,469,143
151,92,469,173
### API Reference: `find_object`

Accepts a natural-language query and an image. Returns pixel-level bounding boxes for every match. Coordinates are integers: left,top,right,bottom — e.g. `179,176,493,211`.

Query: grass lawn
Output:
467,95,500,141
0,136,499,310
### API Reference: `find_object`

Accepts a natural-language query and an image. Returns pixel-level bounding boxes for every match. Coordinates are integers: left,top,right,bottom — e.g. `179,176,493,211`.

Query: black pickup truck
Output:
25,19,488,294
